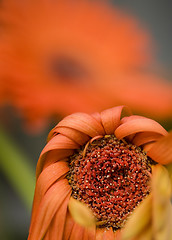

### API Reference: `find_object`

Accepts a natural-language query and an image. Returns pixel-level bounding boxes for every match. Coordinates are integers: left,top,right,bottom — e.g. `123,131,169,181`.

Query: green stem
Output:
0,126,35,210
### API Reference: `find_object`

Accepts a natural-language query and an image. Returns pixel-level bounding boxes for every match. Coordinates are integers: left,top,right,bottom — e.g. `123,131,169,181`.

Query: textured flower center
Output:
68,135,152,230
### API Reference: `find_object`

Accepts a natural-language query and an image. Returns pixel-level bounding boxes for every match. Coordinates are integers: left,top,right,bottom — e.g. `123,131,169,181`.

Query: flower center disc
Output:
68,135,151,229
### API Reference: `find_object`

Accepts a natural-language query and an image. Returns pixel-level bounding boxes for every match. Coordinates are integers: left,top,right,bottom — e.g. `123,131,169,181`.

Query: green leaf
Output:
0,126,35,210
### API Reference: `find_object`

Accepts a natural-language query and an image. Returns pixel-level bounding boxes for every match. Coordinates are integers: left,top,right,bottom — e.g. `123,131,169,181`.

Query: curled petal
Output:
47,127,58,141
120,115,146,123
48,193,70,240
132,132,163,146
119,116,144,143
36,134,79,178
91,112,102,123
143,142,155,152
53,127,90,145
41,134,80,153
31,161,69,223
69,222,85,240
28,179,71,240
96,228,105,240
43,232,50,240
124,133,136,143
102,228,115,240
90,135,104,143
56,113,105,137
83,227,96,240
42,151,73,171
101,106,131,134
38,161,69,198
115,116,167,140
114,230,121,240
63,211,75,240
147,131,172,164
83,230,90,240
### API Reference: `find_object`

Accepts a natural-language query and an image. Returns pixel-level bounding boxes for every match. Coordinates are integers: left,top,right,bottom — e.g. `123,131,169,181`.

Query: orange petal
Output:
56,113,105,137
48,193,70,240
90,135,104,143
63,211,75,240
28,179,71,240
120,115,146,123
43,231,50,240
83,230,90,240
114,230,121,240
96,227,115,240
125,134,137,143
115,116,167,140
42,150,73,171
83,227,96,240
42,134,80,153
31,161,69,224
53,126,90,145
120,115,144,143
91,112,102,123
47,127,58,141
36,148,73,178
132,132,163,146
147,132,172,164
101,106,131,134
143,142,155,152
37,161,69,198
103,228,115,240
36,134,79,177
96,228,104,240
69,222,85,240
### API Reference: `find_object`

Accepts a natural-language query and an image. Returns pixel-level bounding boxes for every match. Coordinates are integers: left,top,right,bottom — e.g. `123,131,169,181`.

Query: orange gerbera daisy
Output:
28,106,172,239
0,0,172,130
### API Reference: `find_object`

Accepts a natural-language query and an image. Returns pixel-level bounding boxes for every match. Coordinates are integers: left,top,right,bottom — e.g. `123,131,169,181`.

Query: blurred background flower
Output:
0,0,171,239
0,0,171,131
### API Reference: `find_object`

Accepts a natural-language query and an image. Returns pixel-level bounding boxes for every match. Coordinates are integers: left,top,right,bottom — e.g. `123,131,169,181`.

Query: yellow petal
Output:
153,205,172,240
152,165,172,240
121,195,152,240
136,226,152,240
68,197,96,228
165,163,172,195
152,164,171,202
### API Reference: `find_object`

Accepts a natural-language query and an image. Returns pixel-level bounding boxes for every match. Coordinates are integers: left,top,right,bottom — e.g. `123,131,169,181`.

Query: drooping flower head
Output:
28,106,172,239
0,0,172,130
